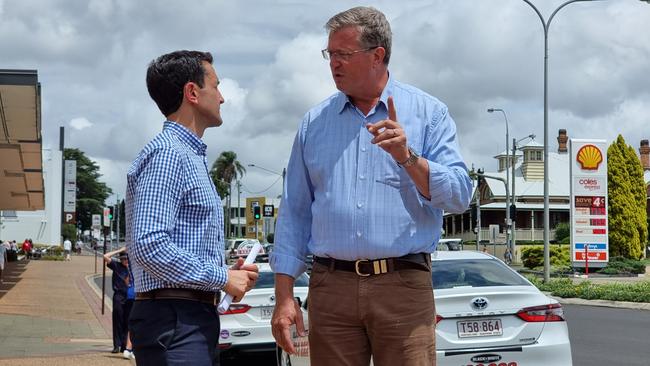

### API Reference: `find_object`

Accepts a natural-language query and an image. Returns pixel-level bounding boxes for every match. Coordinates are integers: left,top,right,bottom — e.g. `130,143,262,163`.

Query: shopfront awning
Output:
0,69,44,210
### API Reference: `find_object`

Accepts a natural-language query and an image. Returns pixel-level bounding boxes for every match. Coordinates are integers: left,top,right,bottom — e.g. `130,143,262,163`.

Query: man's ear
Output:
183,82,199,105
373,47,386,67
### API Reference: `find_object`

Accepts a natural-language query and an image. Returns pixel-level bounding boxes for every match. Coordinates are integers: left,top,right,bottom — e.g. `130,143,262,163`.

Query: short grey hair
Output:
325,6,392,65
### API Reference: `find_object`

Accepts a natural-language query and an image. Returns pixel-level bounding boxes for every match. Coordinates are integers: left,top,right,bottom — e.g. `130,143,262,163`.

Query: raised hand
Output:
366,96,409,163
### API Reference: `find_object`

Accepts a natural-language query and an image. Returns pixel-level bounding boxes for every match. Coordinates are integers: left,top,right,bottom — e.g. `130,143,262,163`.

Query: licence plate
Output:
260,306,274,320
457,319,503,338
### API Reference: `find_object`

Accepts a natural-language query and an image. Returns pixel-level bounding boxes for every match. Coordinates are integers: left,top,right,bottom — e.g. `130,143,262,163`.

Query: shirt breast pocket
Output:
374,153,418,190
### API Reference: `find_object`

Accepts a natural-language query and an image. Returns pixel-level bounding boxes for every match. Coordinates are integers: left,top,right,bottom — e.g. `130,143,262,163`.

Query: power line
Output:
241,176,282,195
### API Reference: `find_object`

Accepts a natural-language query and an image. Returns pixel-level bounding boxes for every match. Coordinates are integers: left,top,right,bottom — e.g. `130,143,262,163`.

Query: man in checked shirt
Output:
126,50,259,366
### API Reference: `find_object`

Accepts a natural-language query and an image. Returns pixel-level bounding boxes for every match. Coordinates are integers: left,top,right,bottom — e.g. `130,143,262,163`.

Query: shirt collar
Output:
336,72,394,115
163,120,207,155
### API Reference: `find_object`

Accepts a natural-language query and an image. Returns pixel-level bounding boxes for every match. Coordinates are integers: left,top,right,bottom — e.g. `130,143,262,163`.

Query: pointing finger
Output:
387,96,397,122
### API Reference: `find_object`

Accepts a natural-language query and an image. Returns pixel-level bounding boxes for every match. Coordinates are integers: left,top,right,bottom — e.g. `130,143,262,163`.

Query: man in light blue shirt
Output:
271,7,471,366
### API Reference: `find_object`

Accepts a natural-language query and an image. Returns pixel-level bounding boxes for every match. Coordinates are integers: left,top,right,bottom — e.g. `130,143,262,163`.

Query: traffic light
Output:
253,205,261,220
108,206,114,221
509,204,516,218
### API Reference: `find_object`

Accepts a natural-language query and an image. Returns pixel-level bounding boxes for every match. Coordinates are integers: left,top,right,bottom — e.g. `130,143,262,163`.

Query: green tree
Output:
210,151,246,237
607,136,646,259
554,222,570,243
62,224,77,242
63,148,113,231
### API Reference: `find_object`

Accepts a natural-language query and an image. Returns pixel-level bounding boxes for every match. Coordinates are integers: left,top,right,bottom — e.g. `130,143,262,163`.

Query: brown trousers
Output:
308,262,436,366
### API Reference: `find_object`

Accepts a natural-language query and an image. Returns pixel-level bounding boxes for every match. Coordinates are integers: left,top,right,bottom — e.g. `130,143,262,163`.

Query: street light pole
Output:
520,0,603,282
511,134,535,261
487,108,510,253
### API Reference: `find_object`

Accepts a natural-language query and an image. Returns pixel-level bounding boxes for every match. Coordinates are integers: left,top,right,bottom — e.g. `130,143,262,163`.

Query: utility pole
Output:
59,126,65,245
115,195,120,247
476,176,481,251
237,180,242,237
510,138,517,260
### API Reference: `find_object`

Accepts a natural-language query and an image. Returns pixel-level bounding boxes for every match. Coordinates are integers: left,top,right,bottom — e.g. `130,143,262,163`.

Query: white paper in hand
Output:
217,242,262,314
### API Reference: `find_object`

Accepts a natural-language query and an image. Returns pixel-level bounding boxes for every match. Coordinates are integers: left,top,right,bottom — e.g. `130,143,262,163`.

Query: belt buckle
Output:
355,259,370,277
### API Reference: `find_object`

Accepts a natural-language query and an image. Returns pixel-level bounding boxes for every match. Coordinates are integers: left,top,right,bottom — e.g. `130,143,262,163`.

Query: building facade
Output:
444,130,572,243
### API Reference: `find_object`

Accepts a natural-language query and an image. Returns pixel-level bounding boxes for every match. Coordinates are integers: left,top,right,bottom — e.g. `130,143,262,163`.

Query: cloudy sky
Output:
2,0,649,203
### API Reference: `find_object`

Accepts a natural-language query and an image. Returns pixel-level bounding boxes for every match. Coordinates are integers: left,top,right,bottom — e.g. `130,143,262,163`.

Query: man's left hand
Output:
366,96,409,163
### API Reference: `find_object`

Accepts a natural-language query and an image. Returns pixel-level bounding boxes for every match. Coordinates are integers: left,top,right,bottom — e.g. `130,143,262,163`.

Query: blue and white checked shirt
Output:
126,121,227,292
270,76,472,279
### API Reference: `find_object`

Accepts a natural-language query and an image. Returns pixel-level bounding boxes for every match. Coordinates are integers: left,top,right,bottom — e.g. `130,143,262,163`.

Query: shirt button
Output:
357,202,363,208
360,175,365,180
361,147,367,152
356,231,362,237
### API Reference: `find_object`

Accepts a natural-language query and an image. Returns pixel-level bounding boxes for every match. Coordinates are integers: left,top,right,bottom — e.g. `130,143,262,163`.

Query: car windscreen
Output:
431,259,530,289
255,271,310,289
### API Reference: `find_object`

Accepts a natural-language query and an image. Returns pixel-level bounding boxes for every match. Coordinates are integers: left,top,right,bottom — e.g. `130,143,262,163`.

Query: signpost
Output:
101,208,110,314
570,139,608,269
63,160,77,224
92,214,101,274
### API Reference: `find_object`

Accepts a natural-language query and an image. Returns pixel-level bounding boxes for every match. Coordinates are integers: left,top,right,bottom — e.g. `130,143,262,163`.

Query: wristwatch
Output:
397,147,419,168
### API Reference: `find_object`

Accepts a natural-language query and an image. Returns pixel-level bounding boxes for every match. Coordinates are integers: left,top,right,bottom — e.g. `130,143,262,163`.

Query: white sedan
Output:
219,263,309,360
278,251,573,366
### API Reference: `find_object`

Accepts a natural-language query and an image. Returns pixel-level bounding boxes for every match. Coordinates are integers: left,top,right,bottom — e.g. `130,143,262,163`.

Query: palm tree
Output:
210,151,246,238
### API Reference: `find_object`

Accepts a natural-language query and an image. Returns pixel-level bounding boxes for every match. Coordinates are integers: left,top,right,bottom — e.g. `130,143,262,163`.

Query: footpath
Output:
0,253,131,365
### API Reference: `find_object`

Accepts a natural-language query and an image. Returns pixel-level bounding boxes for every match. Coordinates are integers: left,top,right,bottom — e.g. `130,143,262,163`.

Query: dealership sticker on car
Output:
260,306,274,320
457,319,503,338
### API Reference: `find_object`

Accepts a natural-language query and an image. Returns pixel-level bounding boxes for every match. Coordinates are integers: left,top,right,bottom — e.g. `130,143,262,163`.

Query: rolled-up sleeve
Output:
419,107,472,214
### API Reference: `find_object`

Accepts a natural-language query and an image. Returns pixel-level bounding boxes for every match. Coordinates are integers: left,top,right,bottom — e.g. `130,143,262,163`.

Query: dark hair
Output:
146,50,214,117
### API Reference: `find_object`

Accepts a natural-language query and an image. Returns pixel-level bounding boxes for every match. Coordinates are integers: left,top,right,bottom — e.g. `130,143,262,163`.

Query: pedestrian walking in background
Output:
103,247,131,354
75,239,82,255
63,238,72,261
126,50,259,366
504,247,513,265
270,6,472,366
22,239,32,260
0,242,7,284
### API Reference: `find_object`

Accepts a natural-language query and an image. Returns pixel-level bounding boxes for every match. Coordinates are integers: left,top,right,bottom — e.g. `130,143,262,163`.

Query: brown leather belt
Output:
313,253,431,277
136,288,221,305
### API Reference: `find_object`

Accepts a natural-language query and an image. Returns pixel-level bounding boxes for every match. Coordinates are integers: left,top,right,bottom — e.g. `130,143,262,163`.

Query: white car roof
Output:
431,250,497,261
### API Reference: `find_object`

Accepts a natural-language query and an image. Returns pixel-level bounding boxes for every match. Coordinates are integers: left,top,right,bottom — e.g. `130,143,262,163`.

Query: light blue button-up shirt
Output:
270,77,472,279
126,121,227,292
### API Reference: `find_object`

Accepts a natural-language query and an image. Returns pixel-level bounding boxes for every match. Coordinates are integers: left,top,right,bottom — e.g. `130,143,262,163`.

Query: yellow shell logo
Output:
577,144,602,170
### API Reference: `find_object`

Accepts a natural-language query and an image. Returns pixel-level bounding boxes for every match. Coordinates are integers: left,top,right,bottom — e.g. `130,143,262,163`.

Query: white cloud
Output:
68,117,92,130
2,0,648,201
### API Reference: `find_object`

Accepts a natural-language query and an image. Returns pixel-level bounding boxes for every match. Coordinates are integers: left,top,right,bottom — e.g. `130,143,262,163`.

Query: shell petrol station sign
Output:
569,139,608,268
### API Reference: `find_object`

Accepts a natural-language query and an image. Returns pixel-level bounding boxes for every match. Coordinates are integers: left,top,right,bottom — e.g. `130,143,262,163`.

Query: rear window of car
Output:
431,259,530,289
255,271,309,289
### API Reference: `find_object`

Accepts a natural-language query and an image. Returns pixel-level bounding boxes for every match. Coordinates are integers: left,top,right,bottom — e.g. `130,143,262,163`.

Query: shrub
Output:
598,256,646,275
527,276,650,302
554,222,570,242
521,245,570,269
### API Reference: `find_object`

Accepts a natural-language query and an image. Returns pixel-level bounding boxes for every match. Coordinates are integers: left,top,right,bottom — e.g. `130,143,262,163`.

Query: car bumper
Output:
219,342,276,358
437,323,572,366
